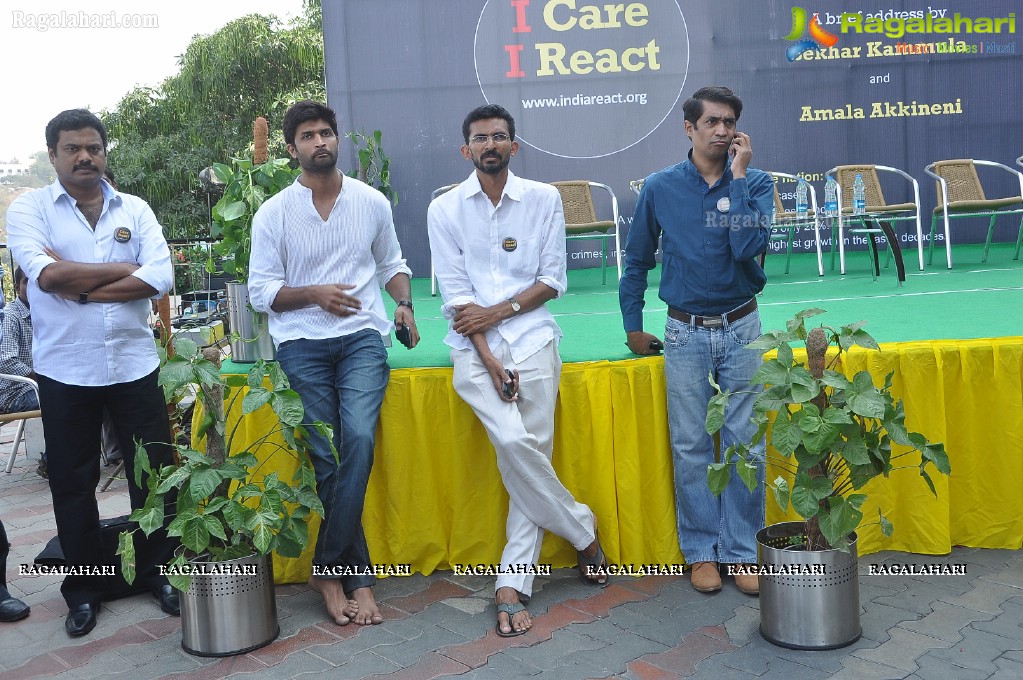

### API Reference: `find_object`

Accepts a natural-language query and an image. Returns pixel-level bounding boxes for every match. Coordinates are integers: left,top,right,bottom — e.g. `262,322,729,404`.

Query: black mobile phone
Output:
649,339,664,352
502,369,516,399
395,323,412,349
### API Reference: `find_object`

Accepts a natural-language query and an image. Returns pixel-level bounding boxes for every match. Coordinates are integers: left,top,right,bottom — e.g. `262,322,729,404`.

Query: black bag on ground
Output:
34,515,149,601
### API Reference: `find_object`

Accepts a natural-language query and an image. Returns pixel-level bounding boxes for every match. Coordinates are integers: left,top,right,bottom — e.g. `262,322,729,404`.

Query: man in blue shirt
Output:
619,86,773,596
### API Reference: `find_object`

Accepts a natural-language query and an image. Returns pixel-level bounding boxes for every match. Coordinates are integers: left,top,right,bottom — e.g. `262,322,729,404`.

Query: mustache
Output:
73,163,97,171
482,151,501,159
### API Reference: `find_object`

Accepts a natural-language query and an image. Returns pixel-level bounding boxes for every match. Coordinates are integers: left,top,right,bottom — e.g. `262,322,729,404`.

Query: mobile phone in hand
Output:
649,339,664,352
395,323,412,349
502,369,517,399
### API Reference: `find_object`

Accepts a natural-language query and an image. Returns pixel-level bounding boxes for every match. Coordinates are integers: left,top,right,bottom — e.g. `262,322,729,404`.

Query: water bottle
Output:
795,178,808,218
853,173,866,215
824,174,838,217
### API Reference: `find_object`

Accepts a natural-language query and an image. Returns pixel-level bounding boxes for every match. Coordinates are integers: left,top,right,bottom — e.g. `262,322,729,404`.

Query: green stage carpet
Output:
222,242,1023,371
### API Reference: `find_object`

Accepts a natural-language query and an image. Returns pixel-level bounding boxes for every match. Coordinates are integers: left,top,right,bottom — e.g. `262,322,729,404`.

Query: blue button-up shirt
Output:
619,154,774,331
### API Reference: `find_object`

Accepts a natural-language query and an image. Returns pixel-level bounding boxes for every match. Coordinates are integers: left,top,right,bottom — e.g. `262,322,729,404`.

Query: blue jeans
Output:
276,329,389,593
663,308,766,565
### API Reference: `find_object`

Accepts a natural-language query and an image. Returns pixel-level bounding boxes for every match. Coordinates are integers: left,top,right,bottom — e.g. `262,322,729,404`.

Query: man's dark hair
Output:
462,104,516,143
45,109,107,150
104,167,116,186
283,100,339,146
682,86,743,127
14,266,26,288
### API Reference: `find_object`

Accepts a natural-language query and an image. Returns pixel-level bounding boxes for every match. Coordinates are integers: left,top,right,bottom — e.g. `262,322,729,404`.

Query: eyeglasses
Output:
469,133,511,145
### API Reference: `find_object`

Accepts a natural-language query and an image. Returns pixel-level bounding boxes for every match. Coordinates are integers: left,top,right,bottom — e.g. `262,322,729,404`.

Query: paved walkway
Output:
2,423,1022,679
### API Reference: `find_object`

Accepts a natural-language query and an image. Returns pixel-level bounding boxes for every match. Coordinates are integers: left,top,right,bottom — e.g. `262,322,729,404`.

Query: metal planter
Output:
225,281,276,362
756,522,861,650
179,553,279,657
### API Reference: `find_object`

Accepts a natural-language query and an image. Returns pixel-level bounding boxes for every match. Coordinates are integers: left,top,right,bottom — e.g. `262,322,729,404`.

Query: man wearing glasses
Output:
428,104,608,639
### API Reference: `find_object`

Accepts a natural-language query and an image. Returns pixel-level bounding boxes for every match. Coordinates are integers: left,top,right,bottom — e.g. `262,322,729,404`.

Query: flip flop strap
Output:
497,602,526,616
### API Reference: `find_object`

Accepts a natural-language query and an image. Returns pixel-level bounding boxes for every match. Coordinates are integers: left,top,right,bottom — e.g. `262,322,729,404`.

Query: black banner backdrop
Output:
323,1,1021,274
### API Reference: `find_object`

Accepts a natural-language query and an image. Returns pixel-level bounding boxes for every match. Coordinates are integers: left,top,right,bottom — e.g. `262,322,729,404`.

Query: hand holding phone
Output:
395,323,412,349
501,369,517,399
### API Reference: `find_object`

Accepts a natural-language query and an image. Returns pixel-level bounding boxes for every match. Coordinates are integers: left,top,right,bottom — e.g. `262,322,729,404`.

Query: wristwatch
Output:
397,299,414,313
507,297,521,314
77,292,89,305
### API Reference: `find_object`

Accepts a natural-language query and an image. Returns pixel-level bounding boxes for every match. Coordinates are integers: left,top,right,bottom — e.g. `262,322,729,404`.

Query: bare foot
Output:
496,586,531,635
349,586,383,625
308,577,358,626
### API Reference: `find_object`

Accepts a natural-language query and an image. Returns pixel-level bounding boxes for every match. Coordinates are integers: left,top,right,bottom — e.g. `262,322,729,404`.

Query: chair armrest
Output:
588,181,620,225
973,160,1023,202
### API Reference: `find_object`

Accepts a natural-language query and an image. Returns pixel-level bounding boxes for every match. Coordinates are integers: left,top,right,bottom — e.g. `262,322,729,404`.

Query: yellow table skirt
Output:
200,337,1023,584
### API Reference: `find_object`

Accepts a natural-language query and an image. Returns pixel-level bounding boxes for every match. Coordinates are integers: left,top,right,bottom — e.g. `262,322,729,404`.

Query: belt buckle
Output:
702,315,723,329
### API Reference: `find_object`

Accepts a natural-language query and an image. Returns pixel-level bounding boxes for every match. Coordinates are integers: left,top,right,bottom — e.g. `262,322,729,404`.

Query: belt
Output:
667,299,757,329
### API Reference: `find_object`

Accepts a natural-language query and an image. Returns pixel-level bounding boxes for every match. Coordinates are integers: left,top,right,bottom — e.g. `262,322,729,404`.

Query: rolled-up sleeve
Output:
6,193,57,283
536,190,568,297
128,201,173,297
247,200,286,316
428,199,477,319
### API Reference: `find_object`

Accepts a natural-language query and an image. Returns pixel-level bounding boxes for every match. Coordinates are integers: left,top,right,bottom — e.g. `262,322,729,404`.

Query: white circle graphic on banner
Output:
474,0,689,159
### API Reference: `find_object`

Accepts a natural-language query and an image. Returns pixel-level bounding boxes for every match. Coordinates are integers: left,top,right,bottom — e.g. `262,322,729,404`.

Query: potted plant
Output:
705,308,950,650
208,117,301,362
117,337,335,656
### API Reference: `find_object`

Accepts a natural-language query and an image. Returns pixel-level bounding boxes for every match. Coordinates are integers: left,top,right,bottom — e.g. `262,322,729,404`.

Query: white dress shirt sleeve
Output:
370,199,413,288
248,198,287,316
127,199,173,297
427,197,478,319
6,193,58,284
535,188,569,298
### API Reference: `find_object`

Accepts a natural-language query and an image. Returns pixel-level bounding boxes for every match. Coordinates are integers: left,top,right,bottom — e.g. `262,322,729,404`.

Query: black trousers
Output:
38,369,177,607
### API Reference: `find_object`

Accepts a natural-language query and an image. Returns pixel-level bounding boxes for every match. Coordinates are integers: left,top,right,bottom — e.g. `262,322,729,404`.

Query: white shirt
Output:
7,180,173,386
248,175,412,345
427,170,567,363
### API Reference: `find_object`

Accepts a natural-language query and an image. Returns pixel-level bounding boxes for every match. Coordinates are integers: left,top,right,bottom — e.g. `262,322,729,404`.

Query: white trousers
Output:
452,339,595,596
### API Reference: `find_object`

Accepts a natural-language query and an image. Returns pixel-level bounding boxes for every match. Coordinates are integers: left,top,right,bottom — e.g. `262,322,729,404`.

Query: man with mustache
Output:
619,86,773,595
428,104,608,638
6,109,179,637
248,100,419,627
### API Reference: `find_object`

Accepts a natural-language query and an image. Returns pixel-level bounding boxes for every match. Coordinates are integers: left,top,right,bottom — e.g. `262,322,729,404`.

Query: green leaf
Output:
203,513,228,541
269,389,305,426
116,530,137,585
750,359,789,387
131,501,164,537
922,442,952,475
174,337,199,360
705,391,729,435
180,513,212,554
770,411,803,456
770,476,790,512
777,342,794,367
839,431,871,465
242,386,273,414
219,200,247,221
791,471,831,518
821,370,852,390
879,512,894,537
818,496,863,548
846,372,886,419
188,467,223,501
707,462,730,496
755,385,790,412
822,407,853,425
736,459,760,493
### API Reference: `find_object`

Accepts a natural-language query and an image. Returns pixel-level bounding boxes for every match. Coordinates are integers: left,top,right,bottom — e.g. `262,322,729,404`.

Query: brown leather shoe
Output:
689,561,722,593
733,572,760,595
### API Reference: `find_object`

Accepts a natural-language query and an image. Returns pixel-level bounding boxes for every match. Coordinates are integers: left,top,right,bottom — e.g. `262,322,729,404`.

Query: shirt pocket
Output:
499,234,541,278
107,228,141,263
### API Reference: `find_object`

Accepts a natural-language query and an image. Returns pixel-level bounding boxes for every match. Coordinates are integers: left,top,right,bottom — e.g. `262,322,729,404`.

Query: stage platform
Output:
217,243,1023,583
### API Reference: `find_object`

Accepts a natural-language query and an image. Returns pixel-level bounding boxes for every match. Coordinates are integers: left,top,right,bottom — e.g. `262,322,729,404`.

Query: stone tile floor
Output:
2,422,1021,679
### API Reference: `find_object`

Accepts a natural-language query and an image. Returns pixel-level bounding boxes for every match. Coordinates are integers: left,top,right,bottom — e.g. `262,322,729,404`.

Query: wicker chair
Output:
1,375,42,474
428,183,460,296
826,165,923,277
767,172,824,276
925,159,1023,268
552,181,621,284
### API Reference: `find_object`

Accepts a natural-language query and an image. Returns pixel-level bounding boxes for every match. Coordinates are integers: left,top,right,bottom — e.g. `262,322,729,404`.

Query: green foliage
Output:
704,310,950,551
117,339,335,591
207,157,301,283
346,130,398,206
103,11,324,239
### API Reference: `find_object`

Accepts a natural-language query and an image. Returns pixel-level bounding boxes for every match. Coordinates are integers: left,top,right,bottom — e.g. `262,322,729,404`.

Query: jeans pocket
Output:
664,318,690,349
727,312,762,347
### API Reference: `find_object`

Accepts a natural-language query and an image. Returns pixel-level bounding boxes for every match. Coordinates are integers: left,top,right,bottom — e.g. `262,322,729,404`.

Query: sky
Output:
0,0,305,163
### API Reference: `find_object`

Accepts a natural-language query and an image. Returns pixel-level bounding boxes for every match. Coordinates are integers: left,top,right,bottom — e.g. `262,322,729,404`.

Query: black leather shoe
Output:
0,595,30,622
65,603,98,637
154,585,180,616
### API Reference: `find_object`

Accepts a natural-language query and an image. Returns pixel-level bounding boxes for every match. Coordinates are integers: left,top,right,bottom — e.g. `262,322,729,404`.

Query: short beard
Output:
473,152,509,176
300,151,338,175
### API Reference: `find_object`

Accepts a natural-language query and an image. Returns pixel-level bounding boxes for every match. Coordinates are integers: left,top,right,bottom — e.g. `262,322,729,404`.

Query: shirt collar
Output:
459,169,522,203
7,297,30,320
47,177,122,206
683,149,734,186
